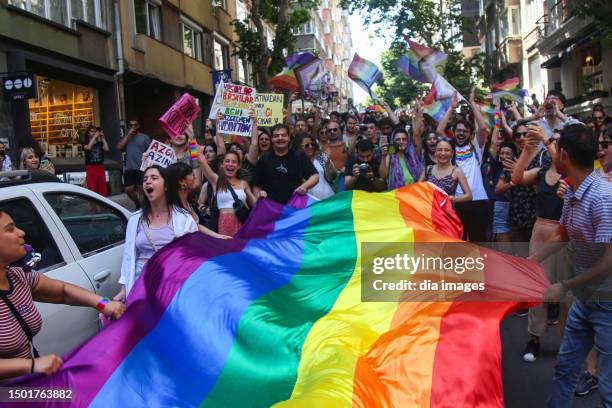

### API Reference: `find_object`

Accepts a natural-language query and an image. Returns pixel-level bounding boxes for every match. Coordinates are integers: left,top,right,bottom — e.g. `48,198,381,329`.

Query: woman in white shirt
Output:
198,150,257,237
293,133,336,200
114,165,197,301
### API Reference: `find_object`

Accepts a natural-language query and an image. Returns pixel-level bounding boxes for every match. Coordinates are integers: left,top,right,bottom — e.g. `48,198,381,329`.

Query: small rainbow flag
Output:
7,185,548,407
491,77,520,92
348,53,383,97
269,66,299,92
488,77,527,104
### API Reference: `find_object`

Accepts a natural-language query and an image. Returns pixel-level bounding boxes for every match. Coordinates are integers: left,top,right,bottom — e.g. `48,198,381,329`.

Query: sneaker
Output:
522,340,540,363
575,372,598,396
514,308,529,317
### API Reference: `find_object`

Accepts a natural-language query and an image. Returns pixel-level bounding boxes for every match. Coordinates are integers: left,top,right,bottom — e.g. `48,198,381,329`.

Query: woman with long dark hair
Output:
166,162,231,239
419,138,472,203
114,165,197,301
380,128,423,190
198,150,257,237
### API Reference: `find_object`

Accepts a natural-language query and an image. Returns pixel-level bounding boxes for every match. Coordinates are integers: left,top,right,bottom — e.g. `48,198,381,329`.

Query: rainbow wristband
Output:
96,297,110,312
189,139,198,161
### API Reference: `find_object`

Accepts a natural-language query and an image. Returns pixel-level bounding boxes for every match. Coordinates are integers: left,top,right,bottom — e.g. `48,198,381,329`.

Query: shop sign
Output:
2,73,38,101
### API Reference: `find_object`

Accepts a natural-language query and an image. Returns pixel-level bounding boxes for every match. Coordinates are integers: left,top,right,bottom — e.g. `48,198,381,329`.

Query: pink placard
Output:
159,93,201,139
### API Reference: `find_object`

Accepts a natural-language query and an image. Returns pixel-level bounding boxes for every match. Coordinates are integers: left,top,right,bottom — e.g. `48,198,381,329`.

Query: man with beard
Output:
437,91,491,242
324,121,348,173
253,124,319,204
343,115,360,153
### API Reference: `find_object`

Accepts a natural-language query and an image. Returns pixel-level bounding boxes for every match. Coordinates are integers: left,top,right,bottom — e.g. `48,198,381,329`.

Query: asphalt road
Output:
501,313,601,407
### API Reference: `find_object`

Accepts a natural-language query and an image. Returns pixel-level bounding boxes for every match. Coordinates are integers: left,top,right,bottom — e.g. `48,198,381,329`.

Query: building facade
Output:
535,0,611,117
295,0,353,112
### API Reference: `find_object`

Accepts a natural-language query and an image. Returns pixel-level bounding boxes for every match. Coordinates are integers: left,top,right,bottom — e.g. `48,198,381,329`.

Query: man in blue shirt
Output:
530,124,612,407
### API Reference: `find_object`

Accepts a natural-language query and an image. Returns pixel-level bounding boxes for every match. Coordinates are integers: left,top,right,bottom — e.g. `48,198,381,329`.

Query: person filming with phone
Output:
345,139,386,192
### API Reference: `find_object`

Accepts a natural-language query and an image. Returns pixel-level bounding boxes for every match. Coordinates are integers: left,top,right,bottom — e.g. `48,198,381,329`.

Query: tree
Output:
232,0,318,91
341,0,486,107
571,0,612,44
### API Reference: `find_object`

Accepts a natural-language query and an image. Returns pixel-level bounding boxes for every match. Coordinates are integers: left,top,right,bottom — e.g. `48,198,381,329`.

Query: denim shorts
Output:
493,200,510,234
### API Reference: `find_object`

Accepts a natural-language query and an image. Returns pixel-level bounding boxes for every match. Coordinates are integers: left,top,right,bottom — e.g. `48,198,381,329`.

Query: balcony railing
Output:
545,0,575,36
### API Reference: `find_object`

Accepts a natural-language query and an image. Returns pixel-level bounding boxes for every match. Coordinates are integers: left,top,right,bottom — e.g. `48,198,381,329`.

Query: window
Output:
2,198,64,271
236,0,248,22
509,7,520,36
9,0,106,28
182,17,203,61
213,37,230,70
44,193,127,256
134,0,161,40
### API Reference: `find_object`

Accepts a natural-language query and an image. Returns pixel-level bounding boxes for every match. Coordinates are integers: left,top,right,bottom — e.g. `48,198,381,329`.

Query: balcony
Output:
523,16,546,52
536,0,594,55
499,36,522,67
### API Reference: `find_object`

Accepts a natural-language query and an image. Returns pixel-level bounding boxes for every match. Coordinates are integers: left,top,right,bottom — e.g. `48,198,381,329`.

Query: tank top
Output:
426,165,459,196
536,167,563,221
217,187,247,209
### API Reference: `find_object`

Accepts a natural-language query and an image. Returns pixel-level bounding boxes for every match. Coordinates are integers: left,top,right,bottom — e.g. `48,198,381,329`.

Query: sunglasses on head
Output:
600,141,611,149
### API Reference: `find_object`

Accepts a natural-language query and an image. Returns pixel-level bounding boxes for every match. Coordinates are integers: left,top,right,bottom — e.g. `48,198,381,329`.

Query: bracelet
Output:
30,357,35,374
96,297,110,312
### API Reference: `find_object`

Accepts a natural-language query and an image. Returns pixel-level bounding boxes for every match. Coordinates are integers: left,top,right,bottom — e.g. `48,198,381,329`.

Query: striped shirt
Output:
560,171,612,278
0,267,42,358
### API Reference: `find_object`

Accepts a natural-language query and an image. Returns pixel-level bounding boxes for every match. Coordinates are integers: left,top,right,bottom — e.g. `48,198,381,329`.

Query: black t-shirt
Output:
254,149,317,204
344,155,382,192
84,140,104,165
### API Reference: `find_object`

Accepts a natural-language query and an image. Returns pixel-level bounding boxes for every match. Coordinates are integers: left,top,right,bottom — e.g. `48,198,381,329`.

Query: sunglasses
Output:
328,128,340,132
514,131,528,139
600,141,611,149
302,143,315,149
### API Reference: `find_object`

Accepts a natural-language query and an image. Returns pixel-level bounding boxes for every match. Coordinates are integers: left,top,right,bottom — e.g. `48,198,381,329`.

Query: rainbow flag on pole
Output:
6,184,548,407
423,84,452,123
348,53,383,97
269,51,320,92
398,50,429,83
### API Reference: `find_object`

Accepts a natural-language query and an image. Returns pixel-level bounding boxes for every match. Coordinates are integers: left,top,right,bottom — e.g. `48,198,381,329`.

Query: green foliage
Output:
342,0,487,107
571,0,612,44
231,0,319,89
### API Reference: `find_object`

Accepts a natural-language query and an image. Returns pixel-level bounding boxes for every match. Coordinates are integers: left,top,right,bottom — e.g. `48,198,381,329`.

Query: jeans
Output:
546,299,612,408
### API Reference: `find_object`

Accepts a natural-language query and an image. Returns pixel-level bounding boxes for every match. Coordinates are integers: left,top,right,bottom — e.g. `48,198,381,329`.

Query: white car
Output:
0,170,130,356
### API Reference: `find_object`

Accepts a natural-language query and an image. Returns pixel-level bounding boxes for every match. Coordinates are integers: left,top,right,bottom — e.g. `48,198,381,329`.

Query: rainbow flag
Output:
7,185,548,407
488,77,527,104
269,52,319,92
476,101,497,128
398,50,429,83
491,77,520,92
348,53,383,97
423,84,452,123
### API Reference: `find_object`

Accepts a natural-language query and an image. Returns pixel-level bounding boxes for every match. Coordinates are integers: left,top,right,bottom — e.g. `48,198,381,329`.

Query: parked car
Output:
0,170,131,355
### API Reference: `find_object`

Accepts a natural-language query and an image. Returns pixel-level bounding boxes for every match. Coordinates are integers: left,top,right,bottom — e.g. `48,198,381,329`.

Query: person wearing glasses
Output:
117,119,152,210
526,90,580,140
592,105,609,134
293,133,336,200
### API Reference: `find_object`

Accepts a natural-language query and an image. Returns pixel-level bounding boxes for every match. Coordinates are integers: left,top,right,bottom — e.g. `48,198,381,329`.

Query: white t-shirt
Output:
454,136,488,201
309,159,335,200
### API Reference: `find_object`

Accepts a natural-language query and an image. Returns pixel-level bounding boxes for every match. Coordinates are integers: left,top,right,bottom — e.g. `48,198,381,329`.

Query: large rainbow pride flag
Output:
6,184,548,407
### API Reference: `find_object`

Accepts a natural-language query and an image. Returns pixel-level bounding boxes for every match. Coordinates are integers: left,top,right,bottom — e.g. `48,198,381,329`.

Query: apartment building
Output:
0,0,125,190
535,0,611,116
295,0,353,112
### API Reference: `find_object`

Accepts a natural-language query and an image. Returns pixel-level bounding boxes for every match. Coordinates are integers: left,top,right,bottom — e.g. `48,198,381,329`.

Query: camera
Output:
358,163,371,174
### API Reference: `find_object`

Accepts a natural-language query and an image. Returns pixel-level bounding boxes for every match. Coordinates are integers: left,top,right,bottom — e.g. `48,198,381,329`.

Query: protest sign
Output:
140,140,177,171
208,82,256,137
159,93,201,139
254,93,284,126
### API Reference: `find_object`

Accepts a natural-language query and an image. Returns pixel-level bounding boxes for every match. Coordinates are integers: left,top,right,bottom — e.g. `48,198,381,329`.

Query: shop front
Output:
4,48,122,194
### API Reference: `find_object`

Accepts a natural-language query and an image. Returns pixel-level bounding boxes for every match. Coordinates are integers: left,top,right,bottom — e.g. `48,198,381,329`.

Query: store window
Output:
182,17,203,61
213,37,230,70
29,77,98,160
9,0,106,29
134,0,161,40
528,55,541,90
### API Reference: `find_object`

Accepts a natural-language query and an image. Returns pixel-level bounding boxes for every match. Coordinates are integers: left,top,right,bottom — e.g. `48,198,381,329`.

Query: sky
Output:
348,13,384,105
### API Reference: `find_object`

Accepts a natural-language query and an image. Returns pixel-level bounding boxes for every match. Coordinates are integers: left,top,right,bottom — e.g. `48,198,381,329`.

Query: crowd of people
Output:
1,87,611,407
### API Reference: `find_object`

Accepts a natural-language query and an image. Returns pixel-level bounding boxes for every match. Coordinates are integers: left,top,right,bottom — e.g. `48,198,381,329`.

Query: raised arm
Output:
412,101,425,157
469,87,490,148
436,92,458,136
246,110,259,165
379,99,400,125
197,145,219,186
215,112,227,155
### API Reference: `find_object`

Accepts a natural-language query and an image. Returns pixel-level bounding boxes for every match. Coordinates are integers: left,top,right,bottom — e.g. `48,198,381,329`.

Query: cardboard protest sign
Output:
208,83,256,137
254,93,284,126
140,140,177,171
159,93,201,139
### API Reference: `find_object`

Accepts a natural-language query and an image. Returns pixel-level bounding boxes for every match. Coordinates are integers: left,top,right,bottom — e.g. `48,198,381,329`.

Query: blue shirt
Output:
560,171,612,279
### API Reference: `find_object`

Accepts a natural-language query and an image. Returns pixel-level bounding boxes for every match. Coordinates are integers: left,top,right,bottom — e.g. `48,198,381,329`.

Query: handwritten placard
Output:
140,140,177,171
209,82,256,137
159,93,201,139
254,93,284,126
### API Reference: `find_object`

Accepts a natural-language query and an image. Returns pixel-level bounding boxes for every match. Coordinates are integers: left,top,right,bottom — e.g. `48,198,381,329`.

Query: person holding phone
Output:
83,126,109,196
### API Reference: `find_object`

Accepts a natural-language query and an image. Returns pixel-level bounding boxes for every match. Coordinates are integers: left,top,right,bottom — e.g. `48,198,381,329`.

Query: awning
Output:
541,54,562,69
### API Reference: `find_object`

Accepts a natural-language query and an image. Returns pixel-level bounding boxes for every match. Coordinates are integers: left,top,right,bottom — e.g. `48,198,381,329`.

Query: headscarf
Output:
387,129,423,190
